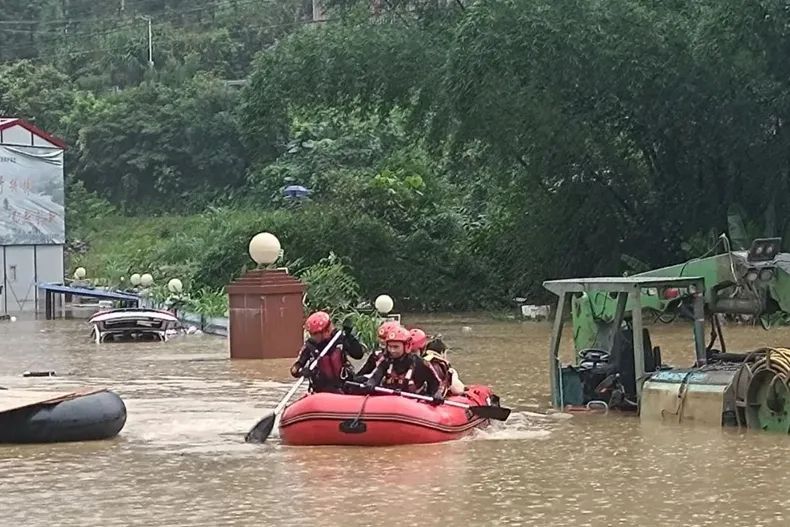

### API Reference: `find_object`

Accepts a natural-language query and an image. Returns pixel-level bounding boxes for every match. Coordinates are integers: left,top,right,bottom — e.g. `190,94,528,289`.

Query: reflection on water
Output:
1,315,790,525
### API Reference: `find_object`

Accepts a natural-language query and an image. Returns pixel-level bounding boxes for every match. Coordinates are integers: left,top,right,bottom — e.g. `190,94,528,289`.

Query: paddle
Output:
245,329,344,444
344,381,512,421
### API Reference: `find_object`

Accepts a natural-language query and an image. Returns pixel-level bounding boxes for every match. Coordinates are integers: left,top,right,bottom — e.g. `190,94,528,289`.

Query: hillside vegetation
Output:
2,0,789,310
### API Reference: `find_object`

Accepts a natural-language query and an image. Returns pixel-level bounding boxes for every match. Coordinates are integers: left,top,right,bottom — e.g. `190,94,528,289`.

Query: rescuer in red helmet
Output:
290,310,365,393
363,326,442,398
409,328,429,354
410,327,466,396
354,319,401,379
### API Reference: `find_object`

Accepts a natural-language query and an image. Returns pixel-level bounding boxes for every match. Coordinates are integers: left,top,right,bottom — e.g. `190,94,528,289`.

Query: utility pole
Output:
137,16,153,69
147,17,153,69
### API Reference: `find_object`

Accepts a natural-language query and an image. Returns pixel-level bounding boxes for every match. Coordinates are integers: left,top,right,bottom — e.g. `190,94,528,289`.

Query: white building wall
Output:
0,245,65,314
32,134,57,148
0,125,33,147
34,245,64,313
3,246,34,312
0,120,66,314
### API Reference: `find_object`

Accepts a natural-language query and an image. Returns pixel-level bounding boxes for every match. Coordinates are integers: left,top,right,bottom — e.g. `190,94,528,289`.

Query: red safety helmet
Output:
386,326,412,346
377,320,400,342
409,328,428,352
305,311,332,334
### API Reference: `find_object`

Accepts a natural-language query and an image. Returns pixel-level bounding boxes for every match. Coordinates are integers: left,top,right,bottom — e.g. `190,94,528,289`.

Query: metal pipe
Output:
607,292,628,351
714,313,726,353
693,290,706,366
548,293,566,409
631,287,645,400
710,297,764,315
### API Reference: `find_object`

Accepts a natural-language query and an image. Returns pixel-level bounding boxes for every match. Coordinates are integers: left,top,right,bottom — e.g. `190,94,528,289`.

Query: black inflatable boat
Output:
0,388,127,444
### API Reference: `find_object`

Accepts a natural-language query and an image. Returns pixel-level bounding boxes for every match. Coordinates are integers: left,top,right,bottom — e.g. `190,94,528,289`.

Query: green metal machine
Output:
543,237,790,432
572,237,790,354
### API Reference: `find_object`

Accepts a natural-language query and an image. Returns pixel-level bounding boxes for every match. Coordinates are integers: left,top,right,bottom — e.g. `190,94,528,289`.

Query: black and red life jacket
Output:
311,331,352,391
381,354,430,394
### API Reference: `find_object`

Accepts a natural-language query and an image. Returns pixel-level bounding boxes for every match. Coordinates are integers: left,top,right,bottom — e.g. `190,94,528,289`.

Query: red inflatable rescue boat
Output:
279,385,497,446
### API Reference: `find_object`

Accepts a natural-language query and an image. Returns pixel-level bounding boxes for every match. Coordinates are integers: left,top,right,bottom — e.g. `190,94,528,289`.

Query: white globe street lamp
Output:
249,232,282,266
167,278,184,295
168,278,183,294
375,294,394,315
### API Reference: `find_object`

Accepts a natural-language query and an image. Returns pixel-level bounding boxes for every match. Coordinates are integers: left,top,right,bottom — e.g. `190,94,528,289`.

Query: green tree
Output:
72,74,247,210
0,61,79,134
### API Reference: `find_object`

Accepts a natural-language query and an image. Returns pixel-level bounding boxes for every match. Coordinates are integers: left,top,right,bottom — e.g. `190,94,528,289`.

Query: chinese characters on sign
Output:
0,144,66,244
7,207,56,227
0,172,52,226
0,176,33,195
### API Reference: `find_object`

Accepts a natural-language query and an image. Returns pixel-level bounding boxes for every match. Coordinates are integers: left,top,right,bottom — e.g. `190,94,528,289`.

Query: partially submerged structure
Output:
39,282,140,319
89,308,180,343
543,237,790,432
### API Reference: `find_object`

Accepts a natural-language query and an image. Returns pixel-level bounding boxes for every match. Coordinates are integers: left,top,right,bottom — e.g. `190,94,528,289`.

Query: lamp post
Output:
226,232,305,359
166,278,184,314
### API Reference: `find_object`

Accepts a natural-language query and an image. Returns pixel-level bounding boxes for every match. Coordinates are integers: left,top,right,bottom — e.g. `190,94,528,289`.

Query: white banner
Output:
0,145,65,245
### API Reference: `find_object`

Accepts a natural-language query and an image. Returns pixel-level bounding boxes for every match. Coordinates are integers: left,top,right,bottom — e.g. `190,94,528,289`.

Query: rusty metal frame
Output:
543,276,706,409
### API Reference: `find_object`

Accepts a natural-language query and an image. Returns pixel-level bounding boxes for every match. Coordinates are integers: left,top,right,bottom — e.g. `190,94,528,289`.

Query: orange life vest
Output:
421,350,452,396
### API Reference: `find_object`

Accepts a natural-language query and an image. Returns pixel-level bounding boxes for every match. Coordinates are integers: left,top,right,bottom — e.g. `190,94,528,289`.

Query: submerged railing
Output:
138,297,228,338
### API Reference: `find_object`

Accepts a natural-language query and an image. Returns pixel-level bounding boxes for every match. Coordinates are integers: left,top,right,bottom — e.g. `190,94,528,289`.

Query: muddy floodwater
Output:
2,314,790,526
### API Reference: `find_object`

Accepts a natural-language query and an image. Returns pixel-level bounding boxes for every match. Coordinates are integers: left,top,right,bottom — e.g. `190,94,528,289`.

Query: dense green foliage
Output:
4,0,790,310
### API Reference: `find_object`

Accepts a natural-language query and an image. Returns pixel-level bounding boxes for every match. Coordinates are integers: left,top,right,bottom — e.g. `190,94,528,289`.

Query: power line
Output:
0,20,140,36
5,17,328,63
0,0,291,27
0,0,302,59
0,3,427,64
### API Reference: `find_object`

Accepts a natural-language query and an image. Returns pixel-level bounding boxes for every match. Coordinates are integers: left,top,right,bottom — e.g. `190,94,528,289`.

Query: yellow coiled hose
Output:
735,347,790,430
748,347,790,375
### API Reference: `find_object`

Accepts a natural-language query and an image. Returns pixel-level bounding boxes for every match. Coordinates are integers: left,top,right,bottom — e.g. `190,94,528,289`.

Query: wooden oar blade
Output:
244,412,276,443
469,405,511,421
